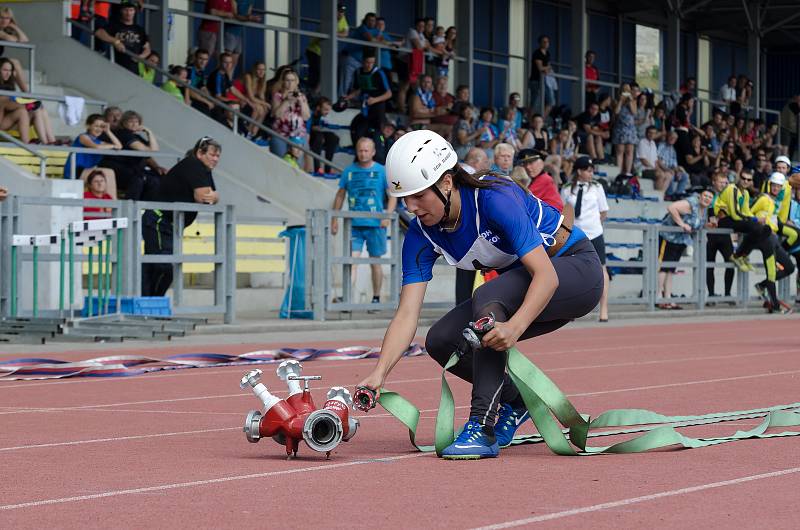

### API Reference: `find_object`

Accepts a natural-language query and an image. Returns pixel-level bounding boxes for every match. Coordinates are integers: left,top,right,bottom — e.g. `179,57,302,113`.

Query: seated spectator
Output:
450,85,474,124
451,104,479,160
104,106,122,130
83,170,114,220
720,76,737,112
99,110,163,200
309,97,340,173
408,74,450,138
0,58,55,144
502,92,524,131
636,125,658,180
576,101,606,161
372,120,396,166
186,48,216,117
243,61,270,129
461,146,489,174
657,188,713,309
163,65,190,104
597,93,613,155
0,93,30,143
652,103,667,141
64,113,121,198
282,137,304,169
491,142,515,175
656,130,689,198
431,76,457,128
211,53,266,136
94,1,150,74
550,127,577,179
475,107,500,157
519,148,562,210
527,113,549,153
270,68,311,170
497,107,522,151
0,7,31,92
344,52,392,144
684,133,712,187
138,50,159,84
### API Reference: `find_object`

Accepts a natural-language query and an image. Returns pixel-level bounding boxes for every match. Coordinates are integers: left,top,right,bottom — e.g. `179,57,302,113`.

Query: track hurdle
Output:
10,233,60,317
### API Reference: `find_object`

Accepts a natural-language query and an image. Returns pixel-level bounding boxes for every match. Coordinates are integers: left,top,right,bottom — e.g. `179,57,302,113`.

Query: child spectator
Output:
64,113,121,198
475,107,500,157
309,97,339,174
83,170,114,220
0,58,55,144
282,137,304,169
138,50,159,84
162,65,189,104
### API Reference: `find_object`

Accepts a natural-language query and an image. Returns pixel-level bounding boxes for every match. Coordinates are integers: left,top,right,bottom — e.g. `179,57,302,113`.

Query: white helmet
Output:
768,172,786,186
385,130,458,198
775,155,791,167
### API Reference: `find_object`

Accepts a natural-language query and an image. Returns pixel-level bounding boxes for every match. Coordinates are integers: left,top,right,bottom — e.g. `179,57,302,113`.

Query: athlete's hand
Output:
481,321,523,352
355,370,384,399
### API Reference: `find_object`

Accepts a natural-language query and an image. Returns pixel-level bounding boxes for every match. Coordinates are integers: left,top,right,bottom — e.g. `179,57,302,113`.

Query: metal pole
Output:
59,230,65,315
116,227,124,313
10,244,17,317
29,47,35,93
219,20,225,56
32,245,38,317
88,246,94,316
225,204,236,324
98,239,105,315
104,235,112,315
69,227,74,317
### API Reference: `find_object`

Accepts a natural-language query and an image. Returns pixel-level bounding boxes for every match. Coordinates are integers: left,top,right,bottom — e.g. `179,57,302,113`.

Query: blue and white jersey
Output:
402,178,586,285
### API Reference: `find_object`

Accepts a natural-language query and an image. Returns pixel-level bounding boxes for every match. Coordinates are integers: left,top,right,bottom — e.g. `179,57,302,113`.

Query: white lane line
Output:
469,466,800,529
0,427,240,452
0,453,428,511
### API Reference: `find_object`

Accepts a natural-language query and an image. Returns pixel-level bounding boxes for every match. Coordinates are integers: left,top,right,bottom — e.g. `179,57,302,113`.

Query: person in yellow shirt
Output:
749,172,795,312
715,169,780,311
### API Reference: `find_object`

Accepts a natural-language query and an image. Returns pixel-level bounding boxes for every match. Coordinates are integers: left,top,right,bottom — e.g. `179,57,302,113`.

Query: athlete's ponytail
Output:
443,164,526,193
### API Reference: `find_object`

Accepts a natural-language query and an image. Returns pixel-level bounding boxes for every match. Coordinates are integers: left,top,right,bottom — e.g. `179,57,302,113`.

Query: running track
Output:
1,317,799,529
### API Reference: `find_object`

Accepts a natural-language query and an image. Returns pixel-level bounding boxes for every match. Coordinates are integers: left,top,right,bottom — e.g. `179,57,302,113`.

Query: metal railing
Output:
0,132,47,178
1,41,36,93
0,88,107,110
68,18,345,174
0,195,238,323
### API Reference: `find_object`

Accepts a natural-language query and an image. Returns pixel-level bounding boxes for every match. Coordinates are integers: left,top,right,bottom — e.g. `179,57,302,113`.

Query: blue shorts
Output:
351,226,387,257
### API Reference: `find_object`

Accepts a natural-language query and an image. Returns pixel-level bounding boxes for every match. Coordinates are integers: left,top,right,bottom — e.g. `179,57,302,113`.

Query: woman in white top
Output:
561,156,610,321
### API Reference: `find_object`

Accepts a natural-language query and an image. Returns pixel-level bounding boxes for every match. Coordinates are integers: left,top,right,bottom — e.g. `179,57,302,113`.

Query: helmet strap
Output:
431,184,451,225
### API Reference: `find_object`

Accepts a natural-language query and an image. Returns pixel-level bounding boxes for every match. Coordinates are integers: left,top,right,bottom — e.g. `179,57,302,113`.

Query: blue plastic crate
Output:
82,296,171,317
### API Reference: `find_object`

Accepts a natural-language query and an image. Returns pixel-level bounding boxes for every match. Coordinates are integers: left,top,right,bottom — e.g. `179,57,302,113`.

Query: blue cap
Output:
289,136,305,146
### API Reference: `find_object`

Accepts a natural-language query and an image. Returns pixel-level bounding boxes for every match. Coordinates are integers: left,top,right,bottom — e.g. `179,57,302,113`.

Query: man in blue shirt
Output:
331,137,397,304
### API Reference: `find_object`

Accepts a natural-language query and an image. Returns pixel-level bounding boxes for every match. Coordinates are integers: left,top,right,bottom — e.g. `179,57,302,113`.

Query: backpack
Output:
611,174,641,197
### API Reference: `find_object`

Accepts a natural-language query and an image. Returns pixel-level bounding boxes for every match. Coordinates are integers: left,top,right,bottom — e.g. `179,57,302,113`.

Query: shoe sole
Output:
441,454,497,460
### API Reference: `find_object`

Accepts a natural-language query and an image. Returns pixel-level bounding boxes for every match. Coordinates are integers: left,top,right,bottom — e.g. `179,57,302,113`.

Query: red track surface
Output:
1,318,799,529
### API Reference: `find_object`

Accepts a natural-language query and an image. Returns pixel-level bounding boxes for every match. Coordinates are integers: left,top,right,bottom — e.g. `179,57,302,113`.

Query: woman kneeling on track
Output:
356,130,604,460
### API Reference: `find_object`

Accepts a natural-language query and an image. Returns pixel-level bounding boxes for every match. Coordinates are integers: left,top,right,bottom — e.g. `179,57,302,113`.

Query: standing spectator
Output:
83,170,114,221
612,83,638,175
197,0,240,59
0,7,31,92
503,92,524,131
636,125,658,181
720,76,737,112
186,48,216,117
309,97,339,174
497,107,522,151
451,105,480,160
344,52,392,144
706,172,735,302
561,156,609,321
64,113,121,198
375,17,401,74
99,110,163,200
634,92,652,139
781,94,799,159
338,10,371,99
138,50,159,84
163,65,190,104
436,26,457,79
306,3,348,95
94,1,150,74
225,0,261,66
584,50,599,105
330,137,397,305
519,149,561,210
657,188,713,309
142,137,220,297
491,143,515,175
576,101,606,161
397,19,429,113
656,130,689,197
529,35,553,116
270,69,311,166
680,77,697,96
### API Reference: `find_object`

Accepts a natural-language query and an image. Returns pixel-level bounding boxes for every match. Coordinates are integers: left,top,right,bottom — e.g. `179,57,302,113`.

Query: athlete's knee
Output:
424,321,454,367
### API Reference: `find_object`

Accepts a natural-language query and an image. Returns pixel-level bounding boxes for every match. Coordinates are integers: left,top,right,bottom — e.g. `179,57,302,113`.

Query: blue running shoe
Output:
441,419,499,460
495,403,531,448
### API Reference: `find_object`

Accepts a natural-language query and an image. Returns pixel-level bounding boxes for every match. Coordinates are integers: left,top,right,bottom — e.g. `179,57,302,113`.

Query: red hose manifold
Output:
240,361,359,459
